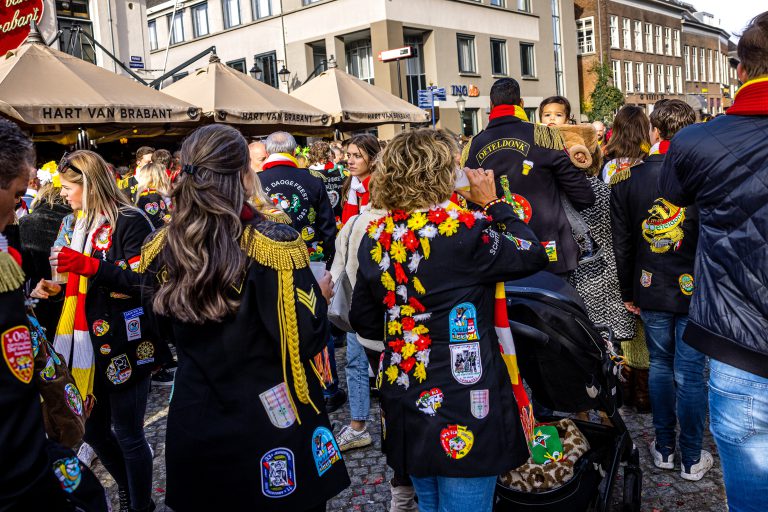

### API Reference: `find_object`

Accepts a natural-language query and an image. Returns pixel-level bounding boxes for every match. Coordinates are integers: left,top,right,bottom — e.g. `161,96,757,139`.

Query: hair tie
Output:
182,164,198,175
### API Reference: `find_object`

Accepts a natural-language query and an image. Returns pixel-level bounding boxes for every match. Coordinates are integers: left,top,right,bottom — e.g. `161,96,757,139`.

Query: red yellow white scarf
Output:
261,152,299,171
489,104,530,122
727,76,768,116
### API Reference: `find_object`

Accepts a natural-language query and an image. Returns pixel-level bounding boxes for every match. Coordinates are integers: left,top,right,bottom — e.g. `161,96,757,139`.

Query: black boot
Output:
578,232,604,264
117,488,130,512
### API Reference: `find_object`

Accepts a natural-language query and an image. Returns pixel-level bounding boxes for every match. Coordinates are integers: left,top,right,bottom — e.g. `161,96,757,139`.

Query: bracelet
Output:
482,197,508,215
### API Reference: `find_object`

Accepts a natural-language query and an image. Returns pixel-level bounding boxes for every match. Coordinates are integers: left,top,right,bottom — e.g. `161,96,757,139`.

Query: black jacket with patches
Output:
351,201,549,478
258,165,337,263
135,215,349,511
463,115,595,274
610,153,699,314
134,189,170,229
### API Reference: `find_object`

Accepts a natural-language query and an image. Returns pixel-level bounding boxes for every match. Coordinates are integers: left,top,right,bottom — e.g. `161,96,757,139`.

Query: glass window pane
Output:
254,0,271,19
224,0,241,28
148,21,158,50
193,4,209,37
491,39,507,75
520,43,534,77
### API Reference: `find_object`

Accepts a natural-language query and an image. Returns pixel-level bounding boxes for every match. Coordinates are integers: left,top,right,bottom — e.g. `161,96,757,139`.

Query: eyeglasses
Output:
59,152,83,175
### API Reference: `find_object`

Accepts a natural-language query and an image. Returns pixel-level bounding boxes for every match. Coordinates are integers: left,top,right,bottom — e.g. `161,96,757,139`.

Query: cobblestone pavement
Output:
93,347,727,511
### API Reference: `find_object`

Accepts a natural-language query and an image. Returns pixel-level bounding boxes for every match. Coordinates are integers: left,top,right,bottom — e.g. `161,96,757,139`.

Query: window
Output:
517,0,530,12
490,0,505,6
636,62,644,92
715,51,721,83
57,18,96,63
405,35,426,106
252,0,271,19
673,30,680,57
576,17,595,55
223,0,241,28
551,0,564,94
657,64,664,93
647,63,655,92
56,0,89,18
654,25,662,54
520,43,535,77
644,23,653,53
490,39,508,76
625,61,634,92
664,27,672,55
700,48,705,81
227,58,246,73
708,49,713,82
168,11,184,44
148,20,158,51
622,19,631,50
611,60,621,90
666,65,673,93
635,20,643,52
347,39,375,83
461,109,479,136
609,16,619,48
192,3,209,38
684,45,690,79
254,51,278,87
457,34,477,74
302,0,321,4
676,66,682,93
692,48,699,81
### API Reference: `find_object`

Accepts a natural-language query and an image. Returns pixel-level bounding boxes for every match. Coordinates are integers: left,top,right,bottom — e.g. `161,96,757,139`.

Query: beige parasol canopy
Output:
163,53,331,134
0,24,200,127
290,59,430,130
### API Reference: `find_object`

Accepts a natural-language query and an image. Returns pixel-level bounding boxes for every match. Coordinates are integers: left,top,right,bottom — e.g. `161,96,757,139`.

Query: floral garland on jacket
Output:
367,205,488,389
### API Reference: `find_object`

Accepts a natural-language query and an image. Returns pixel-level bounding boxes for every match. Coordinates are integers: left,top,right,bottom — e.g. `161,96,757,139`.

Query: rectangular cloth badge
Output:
123,307,144,341
542,241,558,262
259,382,297,428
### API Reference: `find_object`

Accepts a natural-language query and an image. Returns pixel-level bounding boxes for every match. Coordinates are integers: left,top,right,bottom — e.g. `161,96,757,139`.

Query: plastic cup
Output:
50,246,68,284
309,261,326,282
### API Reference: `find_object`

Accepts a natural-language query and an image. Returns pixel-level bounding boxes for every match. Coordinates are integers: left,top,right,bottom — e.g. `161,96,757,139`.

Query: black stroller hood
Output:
505,272,621,415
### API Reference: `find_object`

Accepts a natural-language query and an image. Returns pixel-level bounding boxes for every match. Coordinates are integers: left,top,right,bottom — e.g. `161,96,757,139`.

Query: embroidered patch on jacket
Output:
641,199,686,253
500,176,533,224
416,387,444,416
99,344,111,355
259,382,297,429
106,354,132,385
450,342,483,385
312,426,342,476
2,325,33,384
136,341,155,365
296,287,317,315
93,319,109,337
301,226,315,242
505,233,533,250
40,356,57,381
521,159,534,175
261,447,297,498
640,270,652,288
679,274,694,296
144,202,159,216
470,389,490,419
123,307,143,341
440,424,475,459
64,383,83,416
449,302,480,342
476,138,531,164
542,241,558,262
92,225,113,252
53,456,82,493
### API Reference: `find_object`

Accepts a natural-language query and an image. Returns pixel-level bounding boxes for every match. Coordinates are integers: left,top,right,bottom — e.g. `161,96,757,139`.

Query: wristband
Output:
482,197,508,215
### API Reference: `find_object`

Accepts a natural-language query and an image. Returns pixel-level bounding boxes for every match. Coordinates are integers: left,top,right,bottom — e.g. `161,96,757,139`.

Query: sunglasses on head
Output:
59,152,84,175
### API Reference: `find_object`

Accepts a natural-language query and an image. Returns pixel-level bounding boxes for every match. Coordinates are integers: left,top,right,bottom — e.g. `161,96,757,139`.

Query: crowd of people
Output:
1,10,767,512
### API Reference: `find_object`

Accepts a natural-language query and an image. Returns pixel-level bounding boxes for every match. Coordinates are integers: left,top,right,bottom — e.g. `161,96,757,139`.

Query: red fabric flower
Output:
384,291,396,308
415,335,432,351
379,231,392,251
458,211,476,229
427,208,448,225
389,339,405,353
401,229,420,251
399,357,416,373
408,297,426,313
393,210,409,221
401,317,416,331
394,262,408,284
481,234,490,244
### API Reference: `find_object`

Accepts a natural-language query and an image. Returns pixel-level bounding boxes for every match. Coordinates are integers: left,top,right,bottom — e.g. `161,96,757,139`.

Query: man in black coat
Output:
610,99,710,481
257,131,337,265
462,78,595,275
658,12,768,509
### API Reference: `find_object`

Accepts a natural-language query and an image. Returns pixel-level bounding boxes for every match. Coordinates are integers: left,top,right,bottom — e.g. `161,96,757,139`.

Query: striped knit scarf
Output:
53,212,105,399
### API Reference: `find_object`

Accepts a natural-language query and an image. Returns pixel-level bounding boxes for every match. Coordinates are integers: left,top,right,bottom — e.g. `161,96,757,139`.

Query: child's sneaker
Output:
649,439,675,470
681,450,714,481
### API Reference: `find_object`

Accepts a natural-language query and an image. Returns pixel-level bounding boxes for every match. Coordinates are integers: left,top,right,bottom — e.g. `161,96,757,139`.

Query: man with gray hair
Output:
264,130,298,155
592,120,606,146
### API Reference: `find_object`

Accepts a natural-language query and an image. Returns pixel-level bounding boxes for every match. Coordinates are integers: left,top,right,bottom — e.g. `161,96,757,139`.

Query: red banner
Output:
0,0,45,56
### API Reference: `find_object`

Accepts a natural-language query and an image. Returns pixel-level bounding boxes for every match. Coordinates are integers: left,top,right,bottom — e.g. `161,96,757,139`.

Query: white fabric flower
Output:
393,225,409,241
378,252,391,272
418,225,438,239
403,331,418,343
413,313,432,322
390,352,403,365
407,252,423,273
387,306,401,319
447,208,459,219
396,372,410,389
416,348,431,367
396,285,408,302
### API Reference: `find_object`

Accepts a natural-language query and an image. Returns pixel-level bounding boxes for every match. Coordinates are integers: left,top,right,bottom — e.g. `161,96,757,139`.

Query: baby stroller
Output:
494,272,642,512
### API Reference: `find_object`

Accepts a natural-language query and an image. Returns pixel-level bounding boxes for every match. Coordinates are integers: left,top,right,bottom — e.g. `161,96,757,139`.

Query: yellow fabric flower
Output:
367,221,380,237
412,325,430,335
385,365,399,384
400,342,416,360
388,320,402,336
413,277,426,295
413,362,427,383
399,305,415,317
371,243,383,263
385,216,395,234
420,238,431,259
438,217,460,236
381,271,395,291
407,212,428,230
390,241,407,263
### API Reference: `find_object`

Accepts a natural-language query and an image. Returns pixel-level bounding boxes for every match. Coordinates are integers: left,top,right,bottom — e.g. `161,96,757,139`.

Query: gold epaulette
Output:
138,228,167,273
609,169,632,186
240,226,309,270
460,136,474,167
261,208,292,224
534,124,566,151
308,169,327,181
0,251,24,293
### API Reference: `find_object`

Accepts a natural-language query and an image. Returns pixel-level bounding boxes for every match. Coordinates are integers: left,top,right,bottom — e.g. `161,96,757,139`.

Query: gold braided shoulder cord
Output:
0,252,24,293
460,136,474,168
534,124,566,151
240,226,309,270
138,228,168,273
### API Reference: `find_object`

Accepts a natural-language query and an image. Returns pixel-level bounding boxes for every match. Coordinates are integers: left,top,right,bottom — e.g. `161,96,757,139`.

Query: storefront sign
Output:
450,85,480,97
0,0,44,56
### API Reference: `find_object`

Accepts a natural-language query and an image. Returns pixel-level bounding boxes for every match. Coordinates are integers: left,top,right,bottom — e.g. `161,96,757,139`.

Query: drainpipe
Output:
597,0,603,64
160,1,182,89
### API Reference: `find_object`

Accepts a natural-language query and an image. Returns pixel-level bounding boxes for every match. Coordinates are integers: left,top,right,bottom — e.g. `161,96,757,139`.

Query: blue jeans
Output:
84,376,153,509
323,335,340,398
709,359,768,512
410,475,496,512
345,332,370,421
640,310,707,467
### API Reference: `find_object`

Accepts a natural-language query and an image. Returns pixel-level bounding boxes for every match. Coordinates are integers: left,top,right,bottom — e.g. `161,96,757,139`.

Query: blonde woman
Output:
32,150,163,512
135,161,171,228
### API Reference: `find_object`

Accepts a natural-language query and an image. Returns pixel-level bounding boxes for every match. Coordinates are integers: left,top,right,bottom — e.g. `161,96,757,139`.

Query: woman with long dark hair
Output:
340,134,381,224
601,106,651,183
138,125,349,511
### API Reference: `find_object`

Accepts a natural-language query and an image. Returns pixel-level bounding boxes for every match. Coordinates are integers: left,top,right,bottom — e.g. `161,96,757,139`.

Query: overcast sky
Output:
686,0,765,38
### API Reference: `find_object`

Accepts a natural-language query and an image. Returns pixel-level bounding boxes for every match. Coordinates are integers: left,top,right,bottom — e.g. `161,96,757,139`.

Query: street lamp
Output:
456,93,466,134
278,64,291,90
250,63,263,81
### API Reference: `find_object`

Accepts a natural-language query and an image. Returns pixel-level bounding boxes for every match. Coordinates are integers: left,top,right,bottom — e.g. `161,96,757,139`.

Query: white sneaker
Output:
337,425,372,452
681,450,714,481
77,442,97,467
649,439,675,470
